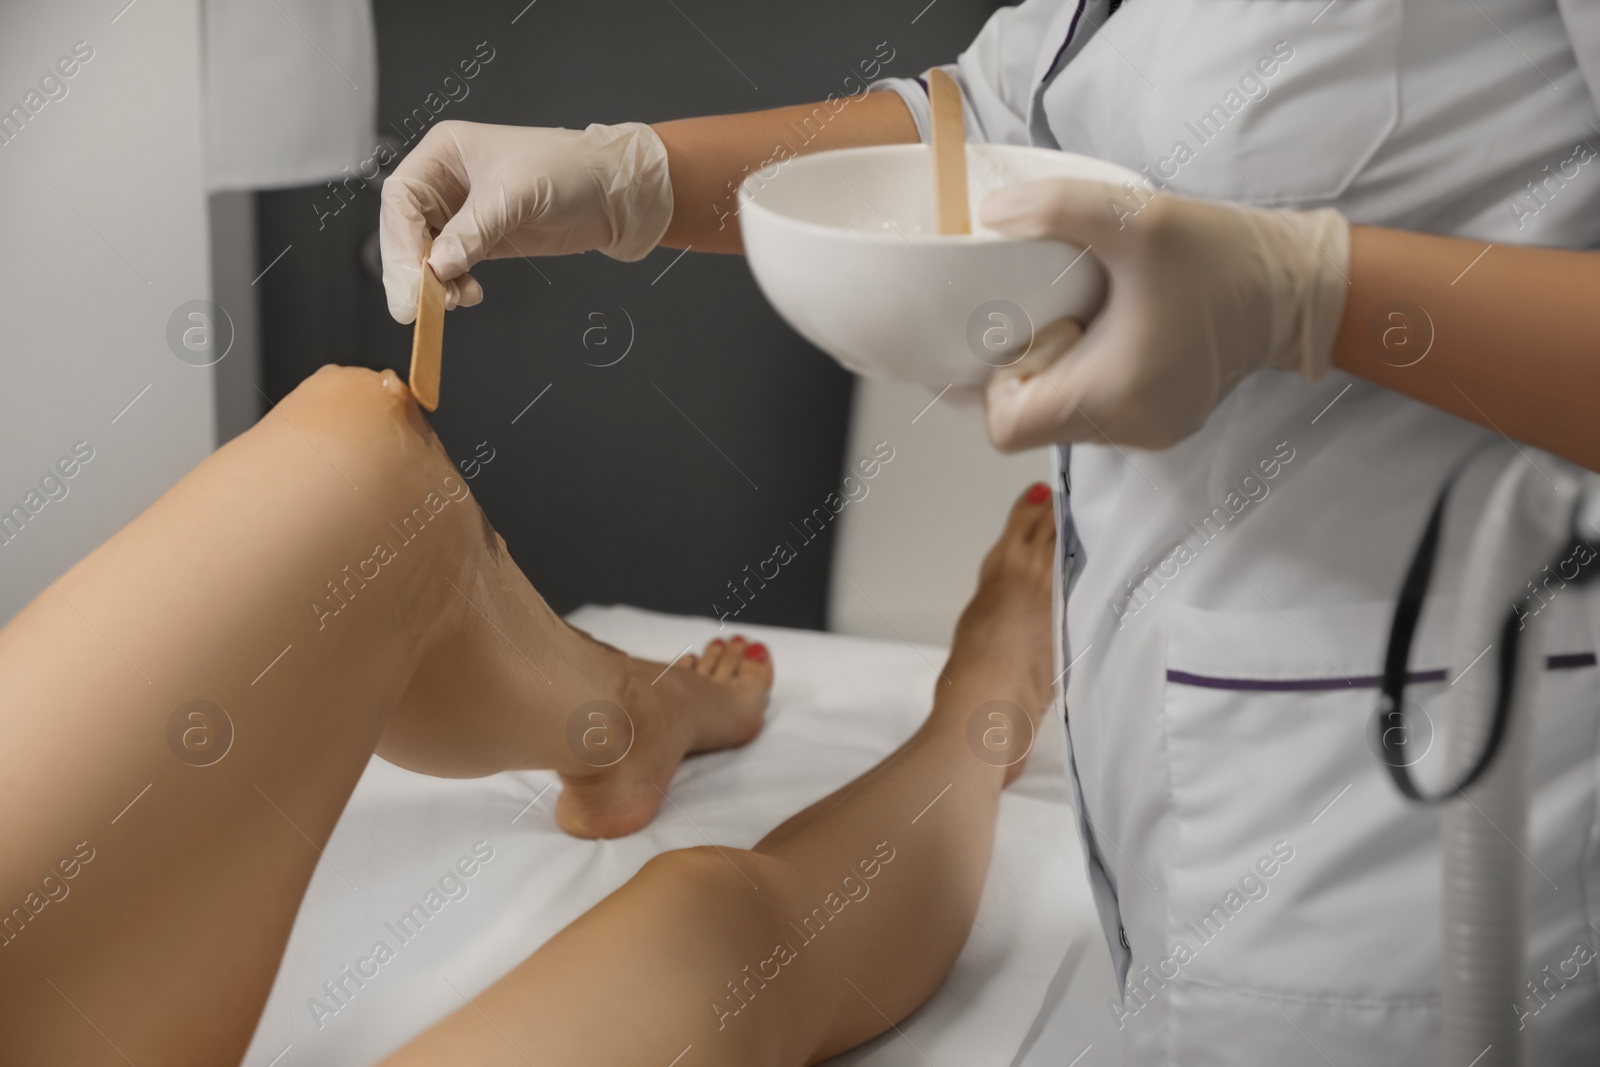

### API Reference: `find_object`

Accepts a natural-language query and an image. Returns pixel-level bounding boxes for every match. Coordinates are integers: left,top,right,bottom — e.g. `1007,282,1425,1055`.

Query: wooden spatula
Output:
927,69,971,236
408,244,445,412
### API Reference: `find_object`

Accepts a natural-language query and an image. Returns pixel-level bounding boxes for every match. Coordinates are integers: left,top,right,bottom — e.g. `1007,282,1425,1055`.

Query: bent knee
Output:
280,365,417,432
269,365,449,482
639,845,750,884
636,847,805,917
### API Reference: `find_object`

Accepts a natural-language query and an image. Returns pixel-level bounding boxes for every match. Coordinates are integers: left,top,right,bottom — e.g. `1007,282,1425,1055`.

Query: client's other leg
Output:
384,485,1058,1067
0,367,767,1066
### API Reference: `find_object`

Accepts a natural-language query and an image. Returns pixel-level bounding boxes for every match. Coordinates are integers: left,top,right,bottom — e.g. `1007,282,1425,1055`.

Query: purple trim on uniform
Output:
1045,0,1090,83
1167,653,1594,693
914,76,929,96
1166,669,1437,693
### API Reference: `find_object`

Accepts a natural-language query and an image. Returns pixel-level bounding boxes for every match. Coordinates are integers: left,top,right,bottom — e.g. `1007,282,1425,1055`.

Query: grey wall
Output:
0,0,214,625
253,0,1000,629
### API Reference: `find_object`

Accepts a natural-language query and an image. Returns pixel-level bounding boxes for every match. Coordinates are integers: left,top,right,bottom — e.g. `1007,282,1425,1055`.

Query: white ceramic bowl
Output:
739,143,1140,387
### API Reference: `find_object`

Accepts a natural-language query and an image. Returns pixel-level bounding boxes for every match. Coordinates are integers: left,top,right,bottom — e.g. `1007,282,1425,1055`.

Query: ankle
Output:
926,684,1040,776
552,638,700,782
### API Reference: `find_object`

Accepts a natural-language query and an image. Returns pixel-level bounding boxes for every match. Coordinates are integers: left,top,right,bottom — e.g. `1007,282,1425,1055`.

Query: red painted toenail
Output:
745,642,768,662
1026,482,1051,505
710,639,725,647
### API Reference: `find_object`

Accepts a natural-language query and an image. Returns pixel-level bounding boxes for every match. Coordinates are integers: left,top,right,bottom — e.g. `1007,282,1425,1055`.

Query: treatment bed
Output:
240,606,1118,1066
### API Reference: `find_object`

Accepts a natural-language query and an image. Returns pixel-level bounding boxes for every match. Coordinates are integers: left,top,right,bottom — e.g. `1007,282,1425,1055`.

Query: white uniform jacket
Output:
875,1,1600,1062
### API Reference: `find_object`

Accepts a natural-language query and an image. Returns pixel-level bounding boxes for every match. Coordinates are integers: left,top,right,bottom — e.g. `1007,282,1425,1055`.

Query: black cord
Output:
1377,477,1597,803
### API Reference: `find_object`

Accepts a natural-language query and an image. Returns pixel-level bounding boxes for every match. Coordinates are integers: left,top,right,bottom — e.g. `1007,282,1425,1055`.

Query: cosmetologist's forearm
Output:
1332,225,1600,472
652,92,918,253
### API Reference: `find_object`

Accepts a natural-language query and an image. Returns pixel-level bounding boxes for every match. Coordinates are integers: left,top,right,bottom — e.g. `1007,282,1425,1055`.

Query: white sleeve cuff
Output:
869,67,963,146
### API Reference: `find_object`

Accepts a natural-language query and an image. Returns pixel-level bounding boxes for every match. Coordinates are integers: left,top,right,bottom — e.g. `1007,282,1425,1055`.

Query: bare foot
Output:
555,478,1051,834
555,636,773,838
935,482,1058,784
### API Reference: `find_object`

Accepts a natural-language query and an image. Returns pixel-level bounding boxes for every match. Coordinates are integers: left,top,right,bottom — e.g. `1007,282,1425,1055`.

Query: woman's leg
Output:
0,366,769,1066
384,485,1058,1067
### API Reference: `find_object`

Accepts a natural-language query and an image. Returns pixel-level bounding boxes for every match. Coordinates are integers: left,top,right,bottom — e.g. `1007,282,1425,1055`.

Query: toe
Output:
715,637,747,681
1020,482,1054,540
1025,497,1055,547
985,482,1051,573
736,641,775,689
1009,482,1051,539
1030,510,1058,575
698,638,727,675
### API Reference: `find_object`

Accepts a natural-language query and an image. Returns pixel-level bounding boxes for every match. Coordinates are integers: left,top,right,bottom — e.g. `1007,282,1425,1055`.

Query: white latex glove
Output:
976,180,1350,451
379,120,674,323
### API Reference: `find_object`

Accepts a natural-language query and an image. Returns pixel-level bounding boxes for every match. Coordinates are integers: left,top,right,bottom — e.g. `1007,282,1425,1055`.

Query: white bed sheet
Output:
241,605,1114,1067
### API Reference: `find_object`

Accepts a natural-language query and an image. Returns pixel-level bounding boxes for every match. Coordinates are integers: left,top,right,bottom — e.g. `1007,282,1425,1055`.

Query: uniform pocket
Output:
1159,599,1438,1004
1158,595,1599,1012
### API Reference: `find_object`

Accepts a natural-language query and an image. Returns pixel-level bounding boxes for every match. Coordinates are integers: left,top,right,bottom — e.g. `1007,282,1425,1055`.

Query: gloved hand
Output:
976,180,1350,451
379,120,674,323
